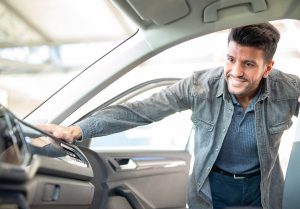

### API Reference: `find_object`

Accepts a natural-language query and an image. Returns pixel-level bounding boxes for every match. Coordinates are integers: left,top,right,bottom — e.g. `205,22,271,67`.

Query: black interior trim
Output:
0,191,29,209
79,146,109,209
114,186,145,209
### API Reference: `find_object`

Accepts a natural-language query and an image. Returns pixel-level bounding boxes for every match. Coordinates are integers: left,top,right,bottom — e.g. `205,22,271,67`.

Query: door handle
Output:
109,157,186,172
119,159,137,171
108,158,137,171
203,0,268,23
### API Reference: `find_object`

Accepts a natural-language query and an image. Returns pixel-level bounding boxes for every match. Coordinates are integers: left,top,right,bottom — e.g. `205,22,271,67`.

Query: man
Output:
40,23,300,209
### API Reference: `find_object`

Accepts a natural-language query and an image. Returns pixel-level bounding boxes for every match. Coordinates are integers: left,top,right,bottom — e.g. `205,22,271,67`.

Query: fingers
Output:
36,124,75,143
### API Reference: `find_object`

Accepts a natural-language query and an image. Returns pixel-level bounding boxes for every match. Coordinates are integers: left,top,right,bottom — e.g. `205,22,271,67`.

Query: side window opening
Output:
89,86,193,151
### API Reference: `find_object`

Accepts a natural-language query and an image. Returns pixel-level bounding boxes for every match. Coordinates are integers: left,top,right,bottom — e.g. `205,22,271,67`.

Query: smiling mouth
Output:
228,76,247,86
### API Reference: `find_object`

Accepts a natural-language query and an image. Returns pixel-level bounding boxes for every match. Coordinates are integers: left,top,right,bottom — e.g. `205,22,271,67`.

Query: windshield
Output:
0,0,137,118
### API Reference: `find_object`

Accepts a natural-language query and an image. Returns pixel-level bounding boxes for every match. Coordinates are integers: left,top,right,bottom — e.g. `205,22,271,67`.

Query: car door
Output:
18,1,299,209
283,113,300,209
76,78,193,209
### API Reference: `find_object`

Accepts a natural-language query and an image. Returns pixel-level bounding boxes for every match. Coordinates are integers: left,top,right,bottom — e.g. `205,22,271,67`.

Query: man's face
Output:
224,41,273,99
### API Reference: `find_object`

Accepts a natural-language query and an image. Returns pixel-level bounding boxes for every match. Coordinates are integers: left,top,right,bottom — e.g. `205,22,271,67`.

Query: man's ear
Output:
263,60,274,78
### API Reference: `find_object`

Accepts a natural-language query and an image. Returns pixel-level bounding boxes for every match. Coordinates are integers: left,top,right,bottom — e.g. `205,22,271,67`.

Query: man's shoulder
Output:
269,69,300,84
268,69,300,97
191,66,224,84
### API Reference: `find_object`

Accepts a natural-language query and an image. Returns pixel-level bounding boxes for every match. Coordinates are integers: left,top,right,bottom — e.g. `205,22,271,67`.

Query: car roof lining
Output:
113,0,300,50
125,0,190,26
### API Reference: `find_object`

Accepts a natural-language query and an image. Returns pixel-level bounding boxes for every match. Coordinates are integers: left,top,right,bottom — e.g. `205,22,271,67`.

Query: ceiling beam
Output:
0,0,52,43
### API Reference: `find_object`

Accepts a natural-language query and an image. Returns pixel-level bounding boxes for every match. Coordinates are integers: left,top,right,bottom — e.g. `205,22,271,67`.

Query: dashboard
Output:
0,105,94,209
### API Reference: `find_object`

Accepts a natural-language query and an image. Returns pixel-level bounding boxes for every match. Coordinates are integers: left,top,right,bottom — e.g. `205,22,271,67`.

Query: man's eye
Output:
245,62,255,67
227,57,234,62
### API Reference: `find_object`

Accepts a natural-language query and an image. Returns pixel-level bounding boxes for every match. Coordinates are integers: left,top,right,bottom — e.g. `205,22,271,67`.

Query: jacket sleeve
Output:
76,76,193,140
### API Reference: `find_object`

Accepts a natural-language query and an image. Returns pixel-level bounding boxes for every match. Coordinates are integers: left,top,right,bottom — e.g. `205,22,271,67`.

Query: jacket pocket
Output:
191,116,214,131
268,119,293,134
267,119,293,154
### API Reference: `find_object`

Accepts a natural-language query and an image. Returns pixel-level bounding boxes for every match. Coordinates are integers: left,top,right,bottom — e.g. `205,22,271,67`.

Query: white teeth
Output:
230,77,245,86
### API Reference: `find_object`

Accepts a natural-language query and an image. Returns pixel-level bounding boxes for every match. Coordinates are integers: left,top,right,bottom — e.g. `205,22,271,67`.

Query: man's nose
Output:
231,63,244,77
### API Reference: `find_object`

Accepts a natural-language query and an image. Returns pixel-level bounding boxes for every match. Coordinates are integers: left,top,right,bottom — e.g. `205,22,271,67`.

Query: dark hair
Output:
228,23,280,61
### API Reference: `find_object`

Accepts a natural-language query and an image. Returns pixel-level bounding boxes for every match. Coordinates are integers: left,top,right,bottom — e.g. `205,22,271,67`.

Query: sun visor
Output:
113,0,190,28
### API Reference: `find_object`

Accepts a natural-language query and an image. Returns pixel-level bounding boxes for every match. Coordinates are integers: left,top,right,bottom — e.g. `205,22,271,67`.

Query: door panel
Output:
76,79,192,209
80,147,190,209
104,151,190,209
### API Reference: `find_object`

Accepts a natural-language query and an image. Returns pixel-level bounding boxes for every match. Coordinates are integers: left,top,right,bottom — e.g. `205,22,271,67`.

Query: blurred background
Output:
0,0,136,117
0,0,299,174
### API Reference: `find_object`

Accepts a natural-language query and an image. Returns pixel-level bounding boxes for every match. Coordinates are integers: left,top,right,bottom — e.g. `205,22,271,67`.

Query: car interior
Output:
0,0,300,209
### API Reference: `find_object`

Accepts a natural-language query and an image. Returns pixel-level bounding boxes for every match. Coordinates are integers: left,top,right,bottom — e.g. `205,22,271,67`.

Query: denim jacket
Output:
78,67,300,209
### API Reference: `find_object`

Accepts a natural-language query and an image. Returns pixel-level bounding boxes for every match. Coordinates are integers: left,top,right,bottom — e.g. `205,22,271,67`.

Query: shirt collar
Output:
230,84,263,112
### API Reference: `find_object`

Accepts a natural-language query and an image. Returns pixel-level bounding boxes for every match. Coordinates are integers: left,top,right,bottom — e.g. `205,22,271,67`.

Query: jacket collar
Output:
259,77,269,101
216,71,231,102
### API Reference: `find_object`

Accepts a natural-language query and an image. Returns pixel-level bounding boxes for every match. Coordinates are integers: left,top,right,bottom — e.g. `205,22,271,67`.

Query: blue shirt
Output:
214,88,262,174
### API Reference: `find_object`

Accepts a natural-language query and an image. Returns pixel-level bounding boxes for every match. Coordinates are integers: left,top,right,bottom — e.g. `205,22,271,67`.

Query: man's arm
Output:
39,76,193,143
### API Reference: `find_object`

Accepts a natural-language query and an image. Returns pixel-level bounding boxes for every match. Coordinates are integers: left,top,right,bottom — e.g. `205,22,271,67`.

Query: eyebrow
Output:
226,54,257,64
242,60,257,65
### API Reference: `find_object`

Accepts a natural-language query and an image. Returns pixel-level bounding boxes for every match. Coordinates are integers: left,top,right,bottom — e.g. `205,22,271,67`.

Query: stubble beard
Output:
225,74,249,97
